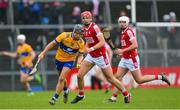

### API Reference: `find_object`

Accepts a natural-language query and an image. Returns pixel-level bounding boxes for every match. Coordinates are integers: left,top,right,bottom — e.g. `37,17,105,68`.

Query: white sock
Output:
64,89,69,94
110,96,117,100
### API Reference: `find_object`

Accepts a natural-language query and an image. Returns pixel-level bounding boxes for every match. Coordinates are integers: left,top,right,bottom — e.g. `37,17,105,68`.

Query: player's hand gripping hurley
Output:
29,58,40,76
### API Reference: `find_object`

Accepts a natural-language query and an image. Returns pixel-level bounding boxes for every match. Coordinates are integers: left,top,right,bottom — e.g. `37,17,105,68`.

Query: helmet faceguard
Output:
118,16,130,29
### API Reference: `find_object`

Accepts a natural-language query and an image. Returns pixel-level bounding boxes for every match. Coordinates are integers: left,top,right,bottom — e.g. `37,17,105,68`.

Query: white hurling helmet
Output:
17,34,26,43
118,16,130,25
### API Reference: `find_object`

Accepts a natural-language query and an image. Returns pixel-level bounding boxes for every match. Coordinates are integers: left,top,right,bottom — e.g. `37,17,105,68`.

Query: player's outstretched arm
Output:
1,51,18,58
38,40,56,60
29,50,36,61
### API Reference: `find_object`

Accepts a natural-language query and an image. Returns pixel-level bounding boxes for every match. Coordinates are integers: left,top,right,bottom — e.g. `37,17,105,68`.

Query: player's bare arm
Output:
86,34,105,53
38,40,56,60
1,51,18,58
116,37,138,56
25,50,36,67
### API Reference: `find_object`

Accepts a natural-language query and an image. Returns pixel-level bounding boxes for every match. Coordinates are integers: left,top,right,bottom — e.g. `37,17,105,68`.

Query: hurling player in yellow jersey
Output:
38,24,85,105
1,34,41,96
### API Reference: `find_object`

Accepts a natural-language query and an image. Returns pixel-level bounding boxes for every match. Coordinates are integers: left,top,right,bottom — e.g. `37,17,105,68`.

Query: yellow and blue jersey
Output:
16,43,33,68
54,32,85,62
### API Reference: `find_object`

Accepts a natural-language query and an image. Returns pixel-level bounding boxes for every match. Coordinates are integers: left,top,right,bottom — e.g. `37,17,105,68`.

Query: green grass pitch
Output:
0,88,179,109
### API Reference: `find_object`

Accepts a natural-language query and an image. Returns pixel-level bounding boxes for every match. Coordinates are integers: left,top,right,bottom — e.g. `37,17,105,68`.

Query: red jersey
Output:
83,22,106,57
120,27,138,59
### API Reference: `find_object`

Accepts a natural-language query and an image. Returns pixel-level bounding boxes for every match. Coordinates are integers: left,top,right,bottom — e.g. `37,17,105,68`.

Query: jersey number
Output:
121,40,126,46
85,37,94,43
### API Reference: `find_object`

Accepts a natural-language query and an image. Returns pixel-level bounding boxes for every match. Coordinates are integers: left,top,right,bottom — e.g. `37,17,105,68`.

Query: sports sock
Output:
53,93,59,100
113,93,118,97
122,89,129,97
78,90,84,97
155,74,162,80
63,86,69,94
27,85,32,92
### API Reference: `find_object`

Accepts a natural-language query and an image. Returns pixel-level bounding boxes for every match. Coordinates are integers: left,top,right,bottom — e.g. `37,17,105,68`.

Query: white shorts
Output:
118,56,140,71
84,54,110,69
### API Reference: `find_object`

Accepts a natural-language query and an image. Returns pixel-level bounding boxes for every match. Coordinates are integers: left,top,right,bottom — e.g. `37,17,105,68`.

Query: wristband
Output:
90,47,95,51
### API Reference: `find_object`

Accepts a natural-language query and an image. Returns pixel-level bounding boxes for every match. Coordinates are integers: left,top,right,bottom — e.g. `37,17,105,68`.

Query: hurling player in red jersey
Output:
108,16,171,102
71,11,131,104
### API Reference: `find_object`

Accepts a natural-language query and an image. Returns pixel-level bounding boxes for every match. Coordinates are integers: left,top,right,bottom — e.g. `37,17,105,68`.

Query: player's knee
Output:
114,74,119,78
106,77,114,84
20,79,26,83
58,77,65,83
77,73,83,79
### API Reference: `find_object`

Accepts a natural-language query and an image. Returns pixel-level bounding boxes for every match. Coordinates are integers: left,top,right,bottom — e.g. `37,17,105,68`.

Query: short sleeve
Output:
93,25,103,37
127,30,135,41
55,32,66,44
26,45,32,52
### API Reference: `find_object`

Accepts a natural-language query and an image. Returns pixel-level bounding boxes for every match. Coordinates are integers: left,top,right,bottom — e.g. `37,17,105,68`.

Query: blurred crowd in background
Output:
0,0,180,66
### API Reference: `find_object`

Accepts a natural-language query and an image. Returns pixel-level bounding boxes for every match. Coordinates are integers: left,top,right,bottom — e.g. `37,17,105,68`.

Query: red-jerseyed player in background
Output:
71,11,131,104
108,16,171,102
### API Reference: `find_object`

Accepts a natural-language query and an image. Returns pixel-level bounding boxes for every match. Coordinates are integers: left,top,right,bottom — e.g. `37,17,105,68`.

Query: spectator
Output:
72,6,81,24
41,3,51,24
28,0,41,24
51,0,65,24
15,0,27,24
84,0,93,11
92,0,100,22
120,10,128,17
157,14,170,50
168,11,177,49
0,0,8,24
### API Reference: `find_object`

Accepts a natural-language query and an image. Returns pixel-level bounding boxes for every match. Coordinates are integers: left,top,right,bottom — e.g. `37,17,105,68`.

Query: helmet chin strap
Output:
121,27,125,30
121,26,128,30
84,23,89,27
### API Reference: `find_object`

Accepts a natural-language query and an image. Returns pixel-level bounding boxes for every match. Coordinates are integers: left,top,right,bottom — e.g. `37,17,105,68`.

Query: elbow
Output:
135,45,138,49
134,43,138,49
31,51,36,60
